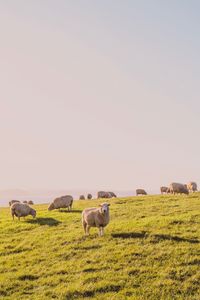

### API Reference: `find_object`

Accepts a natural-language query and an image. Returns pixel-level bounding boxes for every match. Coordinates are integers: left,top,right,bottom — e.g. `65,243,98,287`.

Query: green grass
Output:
0,194,200,300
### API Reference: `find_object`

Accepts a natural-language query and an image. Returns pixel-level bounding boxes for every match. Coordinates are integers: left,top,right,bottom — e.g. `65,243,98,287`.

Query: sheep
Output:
169,183,189,195
160,186,169,194
11,202,36,221
97,191,107,198
97,191,116,198
187,182,198,193
48,195,73,211
82,202,110,236
79,195,85,200
9,200,20,206
87,193,92,200
108,191,117,198
28,200,34,205
136,189,147,196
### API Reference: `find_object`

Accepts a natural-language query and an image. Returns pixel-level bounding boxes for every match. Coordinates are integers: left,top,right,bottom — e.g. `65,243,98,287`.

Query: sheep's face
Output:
48,203,55,211
31,209,36,218
100,203,110,214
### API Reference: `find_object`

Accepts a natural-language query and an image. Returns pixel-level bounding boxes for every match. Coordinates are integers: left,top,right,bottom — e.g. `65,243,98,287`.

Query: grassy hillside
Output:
0,194,200,300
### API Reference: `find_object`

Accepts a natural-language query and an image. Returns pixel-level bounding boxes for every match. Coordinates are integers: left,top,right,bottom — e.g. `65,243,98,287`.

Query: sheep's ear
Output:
99,204,102,207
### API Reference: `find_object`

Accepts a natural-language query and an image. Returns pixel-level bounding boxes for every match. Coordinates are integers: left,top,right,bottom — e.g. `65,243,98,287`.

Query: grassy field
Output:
0,194,200,300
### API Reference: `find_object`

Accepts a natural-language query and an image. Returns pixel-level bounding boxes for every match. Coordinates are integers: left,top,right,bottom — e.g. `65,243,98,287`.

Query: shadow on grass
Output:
26,217,61,226
59,209,82,213
82,268,98,273
152,234,199,244
111,231,147,239
111,232,199,244
18,274,39,281
66,284,122,299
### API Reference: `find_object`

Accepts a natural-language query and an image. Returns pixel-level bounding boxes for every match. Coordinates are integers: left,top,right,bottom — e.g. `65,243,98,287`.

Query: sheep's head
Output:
48,203,55,211
31,209,36,218
99,202,110,214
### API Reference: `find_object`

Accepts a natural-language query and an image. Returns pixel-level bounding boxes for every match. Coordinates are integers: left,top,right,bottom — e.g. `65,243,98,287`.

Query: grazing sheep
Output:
187,182,198,193
97,191,116,198
87,193,92,200
160,186,169,194
97,191,107,198
79,195,85,200
48,195,73,211
166,188,171,193
28,200,34,205
108,191,117,198
82,202,110,236
136,189,147,196
9,200,20,206
11,203,36,221
169,183,189,195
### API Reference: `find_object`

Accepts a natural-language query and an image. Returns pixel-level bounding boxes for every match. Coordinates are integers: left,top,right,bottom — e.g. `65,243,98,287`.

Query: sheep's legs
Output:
99,227,104,237
86,225,90,235
98,228,101,236
83,222,87,235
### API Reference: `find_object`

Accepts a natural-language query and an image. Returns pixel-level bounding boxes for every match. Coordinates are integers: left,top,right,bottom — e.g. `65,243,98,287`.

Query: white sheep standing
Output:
82,202,110,236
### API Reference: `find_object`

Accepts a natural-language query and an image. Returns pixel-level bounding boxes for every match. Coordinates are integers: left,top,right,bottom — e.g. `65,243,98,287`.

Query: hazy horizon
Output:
0,187,159,207
1,1,200,192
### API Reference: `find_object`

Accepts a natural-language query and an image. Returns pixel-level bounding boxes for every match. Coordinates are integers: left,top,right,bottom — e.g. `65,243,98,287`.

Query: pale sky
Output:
0,1,200,191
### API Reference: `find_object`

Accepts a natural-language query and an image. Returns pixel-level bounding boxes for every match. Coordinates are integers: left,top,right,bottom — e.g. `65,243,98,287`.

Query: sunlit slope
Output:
0,194,199,300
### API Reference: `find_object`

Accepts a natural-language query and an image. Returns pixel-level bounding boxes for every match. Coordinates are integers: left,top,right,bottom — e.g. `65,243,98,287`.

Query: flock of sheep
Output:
6,182,198,236
79,191,116,200
8,194,111,236
136,181,198,196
